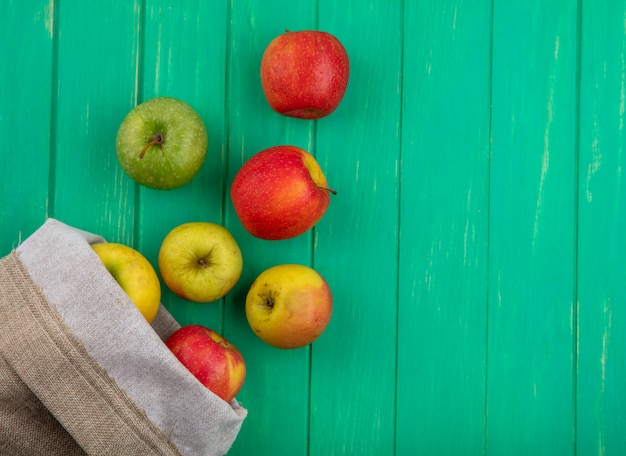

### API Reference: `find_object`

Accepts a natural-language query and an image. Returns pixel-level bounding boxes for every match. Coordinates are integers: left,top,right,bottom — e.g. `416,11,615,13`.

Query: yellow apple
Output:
158,222,243,303
91,242,161,323
245,264,332,349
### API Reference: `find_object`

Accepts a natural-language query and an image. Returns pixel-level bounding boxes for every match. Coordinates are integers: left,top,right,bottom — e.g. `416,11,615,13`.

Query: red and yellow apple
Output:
260,30,350,119
165,325,246,402
245,264,332,349
158,222,243,303
91,242,161,323
230,145,334,240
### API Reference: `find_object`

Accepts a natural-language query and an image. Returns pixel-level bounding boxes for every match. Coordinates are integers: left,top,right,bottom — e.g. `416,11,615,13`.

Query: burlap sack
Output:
0,218,247,455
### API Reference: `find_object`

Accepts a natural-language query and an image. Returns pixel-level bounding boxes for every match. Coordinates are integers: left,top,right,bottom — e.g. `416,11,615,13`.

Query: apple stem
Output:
139,132,164,159
317,185,337,195
197,258,208,269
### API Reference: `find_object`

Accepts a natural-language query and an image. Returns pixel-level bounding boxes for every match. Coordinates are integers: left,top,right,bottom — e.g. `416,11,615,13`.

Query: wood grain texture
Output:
224,2,316,454
397,1,491,454
577,1,626,454
0,1,54,251
50,1,141,243
137,0,229,331
310,1,401,454
1,1,626,455
488,0,578,453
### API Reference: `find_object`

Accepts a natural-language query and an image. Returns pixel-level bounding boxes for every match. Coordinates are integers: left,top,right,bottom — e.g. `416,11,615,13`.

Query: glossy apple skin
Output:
92,243,161,323
116,97,208,190
165,325,246,403
260,30,349,119
230,146,332,240
158,222,243,303
245,264,332,349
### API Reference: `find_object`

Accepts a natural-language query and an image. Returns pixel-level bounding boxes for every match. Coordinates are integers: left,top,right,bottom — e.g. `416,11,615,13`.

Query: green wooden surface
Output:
489,2,578,452
1,1,625,454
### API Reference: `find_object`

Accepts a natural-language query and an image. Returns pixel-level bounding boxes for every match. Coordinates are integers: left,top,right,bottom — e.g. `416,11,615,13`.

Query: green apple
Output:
115,97,208,190
158,222,243,303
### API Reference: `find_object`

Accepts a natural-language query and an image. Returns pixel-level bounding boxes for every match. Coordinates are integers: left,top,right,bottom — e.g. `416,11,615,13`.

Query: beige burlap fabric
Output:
0,219,247,455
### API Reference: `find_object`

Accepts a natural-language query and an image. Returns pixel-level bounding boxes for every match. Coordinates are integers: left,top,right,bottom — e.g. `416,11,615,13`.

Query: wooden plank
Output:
487,0,578,453
0,1,55,256
224,2,317,455
6,2,626,455
50,1,141,242
136,0,229,331
396,0,491,453
577,1,626,454
309,2,402,454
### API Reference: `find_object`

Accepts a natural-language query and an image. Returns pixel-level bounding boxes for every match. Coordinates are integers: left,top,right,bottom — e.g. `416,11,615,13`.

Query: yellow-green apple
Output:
116,96,208,190
158,222,243,303
245,264,332,349
91,243,161,323
165,325,246,402
260,30,349,119
230,145,335,240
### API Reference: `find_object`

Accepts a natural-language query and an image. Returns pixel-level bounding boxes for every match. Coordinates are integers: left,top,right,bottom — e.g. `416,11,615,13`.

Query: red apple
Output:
230,145,335,240
260,30,349,119
165,325,246,403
